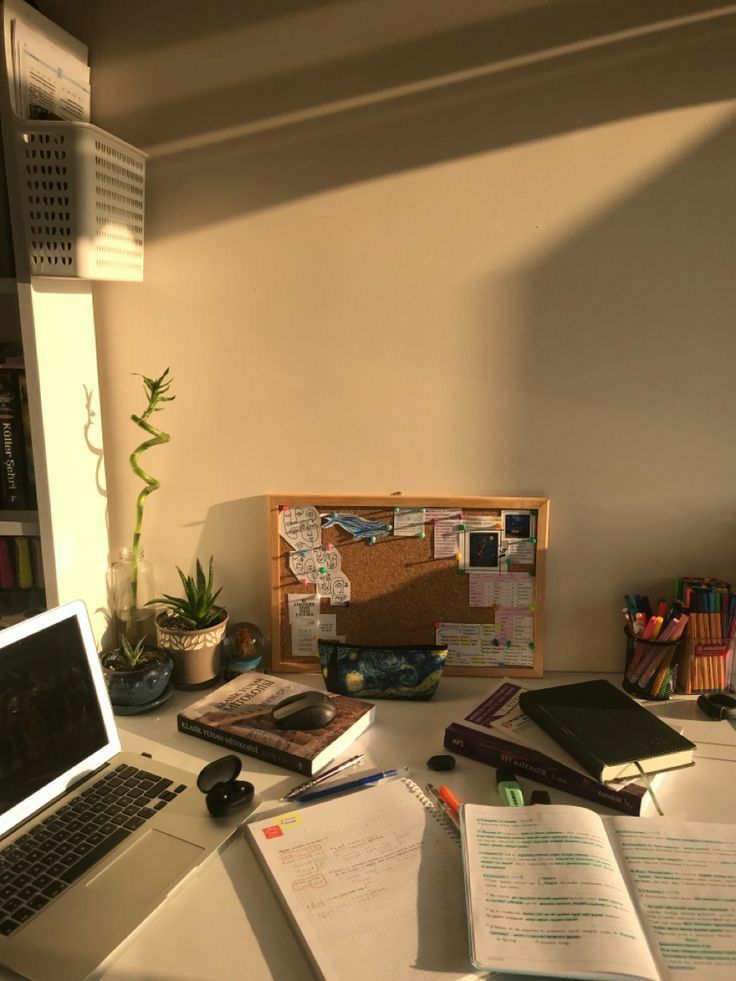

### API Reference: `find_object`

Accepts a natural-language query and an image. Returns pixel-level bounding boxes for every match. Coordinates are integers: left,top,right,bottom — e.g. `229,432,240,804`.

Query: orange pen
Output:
437,785,461,819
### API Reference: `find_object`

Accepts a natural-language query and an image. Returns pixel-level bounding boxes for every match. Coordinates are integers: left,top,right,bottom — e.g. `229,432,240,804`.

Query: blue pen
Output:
295,767,408,803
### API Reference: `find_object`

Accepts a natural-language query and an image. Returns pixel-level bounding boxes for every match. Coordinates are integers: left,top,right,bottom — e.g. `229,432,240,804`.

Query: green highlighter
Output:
496,767,525,806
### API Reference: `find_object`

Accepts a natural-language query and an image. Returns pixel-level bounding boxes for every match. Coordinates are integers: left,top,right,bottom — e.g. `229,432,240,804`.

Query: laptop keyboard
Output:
0,763,187,937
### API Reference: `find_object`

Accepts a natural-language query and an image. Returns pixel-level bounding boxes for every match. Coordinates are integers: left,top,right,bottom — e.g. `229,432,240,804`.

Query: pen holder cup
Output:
678,636,735,694
317,641,448,700
623,628,684,701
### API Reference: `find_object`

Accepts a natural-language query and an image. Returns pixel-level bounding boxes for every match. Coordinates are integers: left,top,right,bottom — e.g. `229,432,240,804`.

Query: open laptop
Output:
0,601,248,981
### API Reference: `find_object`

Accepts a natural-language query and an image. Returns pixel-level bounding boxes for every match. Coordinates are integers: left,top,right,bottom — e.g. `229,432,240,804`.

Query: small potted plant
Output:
101,636,173,709
149,556,228,689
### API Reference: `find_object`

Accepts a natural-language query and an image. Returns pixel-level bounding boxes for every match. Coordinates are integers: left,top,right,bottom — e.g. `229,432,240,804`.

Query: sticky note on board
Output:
288,594,320,623
393,508,426,537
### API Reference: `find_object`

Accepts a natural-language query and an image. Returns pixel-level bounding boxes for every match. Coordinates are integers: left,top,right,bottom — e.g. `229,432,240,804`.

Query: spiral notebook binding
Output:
401,777,461,842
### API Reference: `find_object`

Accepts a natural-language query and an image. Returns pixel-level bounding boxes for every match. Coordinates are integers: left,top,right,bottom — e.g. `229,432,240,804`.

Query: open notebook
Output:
246,777,476,981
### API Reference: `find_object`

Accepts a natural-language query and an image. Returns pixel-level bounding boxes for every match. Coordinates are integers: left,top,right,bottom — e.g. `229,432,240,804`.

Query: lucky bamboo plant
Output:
129,368,174,607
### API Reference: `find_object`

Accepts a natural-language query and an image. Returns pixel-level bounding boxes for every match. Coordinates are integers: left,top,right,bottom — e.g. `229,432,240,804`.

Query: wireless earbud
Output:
197,754,255,817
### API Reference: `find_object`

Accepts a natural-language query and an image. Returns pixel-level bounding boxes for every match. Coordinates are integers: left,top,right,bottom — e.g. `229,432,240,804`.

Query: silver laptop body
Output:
0,601,244,981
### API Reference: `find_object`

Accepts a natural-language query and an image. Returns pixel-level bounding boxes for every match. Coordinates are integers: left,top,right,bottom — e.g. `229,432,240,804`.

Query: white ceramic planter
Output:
156,611,228,689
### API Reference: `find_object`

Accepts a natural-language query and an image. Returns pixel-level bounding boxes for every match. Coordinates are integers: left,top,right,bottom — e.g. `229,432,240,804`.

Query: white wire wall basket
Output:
17,119,146,281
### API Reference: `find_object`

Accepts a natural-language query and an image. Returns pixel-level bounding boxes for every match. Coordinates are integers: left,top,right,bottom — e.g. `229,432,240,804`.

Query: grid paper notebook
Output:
246,777,478,981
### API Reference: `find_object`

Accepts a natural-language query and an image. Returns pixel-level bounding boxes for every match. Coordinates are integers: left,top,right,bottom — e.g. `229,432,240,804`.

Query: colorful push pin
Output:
319,566,327,574
458,567,465,575
505,558,512,565
369,535,377,545
395,507,401,513
326,543,334,551
505,640,512,648
301,578,309,587
455,551,462,562
433,622,440,630
529,642,535,649
299,548,308,556
418,531,425,540
458,523,466,531
530,537,537,544
492,638,500,646
530,568,536,577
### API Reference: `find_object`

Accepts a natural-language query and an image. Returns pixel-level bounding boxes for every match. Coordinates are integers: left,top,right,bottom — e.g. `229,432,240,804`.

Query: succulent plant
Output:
149,556,224,630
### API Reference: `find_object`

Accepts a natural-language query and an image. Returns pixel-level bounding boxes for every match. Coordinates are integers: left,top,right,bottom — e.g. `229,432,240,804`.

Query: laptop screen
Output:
0,602,119,838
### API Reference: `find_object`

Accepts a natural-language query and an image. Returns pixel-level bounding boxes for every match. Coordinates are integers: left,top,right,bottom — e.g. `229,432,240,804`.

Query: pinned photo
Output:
462,530,500,572
501,509,534,540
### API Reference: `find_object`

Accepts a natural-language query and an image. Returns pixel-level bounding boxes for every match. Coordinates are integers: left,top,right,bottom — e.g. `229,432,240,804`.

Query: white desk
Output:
96,673,736,981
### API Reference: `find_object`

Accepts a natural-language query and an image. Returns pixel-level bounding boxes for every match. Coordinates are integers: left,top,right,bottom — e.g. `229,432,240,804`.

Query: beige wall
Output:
41,0,736,671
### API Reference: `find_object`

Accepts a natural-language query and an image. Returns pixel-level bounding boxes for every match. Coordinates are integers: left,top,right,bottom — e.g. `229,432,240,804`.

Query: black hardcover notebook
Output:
518,679,696,782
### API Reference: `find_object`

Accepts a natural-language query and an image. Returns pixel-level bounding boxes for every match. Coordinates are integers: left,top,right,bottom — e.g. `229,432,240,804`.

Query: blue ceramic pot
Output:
101,648,173,707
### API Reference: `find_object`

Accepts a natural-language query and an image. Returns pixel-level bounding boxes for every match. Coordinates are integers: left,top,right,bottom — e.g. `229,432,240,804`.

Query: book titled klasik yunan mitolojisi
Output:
177,672,375,775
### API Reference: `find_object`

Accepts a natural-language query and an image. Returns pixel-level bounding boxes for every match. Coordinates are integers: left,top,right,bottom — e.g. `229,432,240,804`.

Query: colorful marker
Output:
437,784,462,820
496,768,524,806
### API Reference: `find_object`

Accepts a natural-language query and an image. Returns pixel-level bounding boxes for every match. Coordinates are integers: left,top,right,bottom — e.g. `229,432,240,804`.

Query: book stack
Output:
518,679,695,782
444,678,692,815
0,367,36,511
0,534,45,615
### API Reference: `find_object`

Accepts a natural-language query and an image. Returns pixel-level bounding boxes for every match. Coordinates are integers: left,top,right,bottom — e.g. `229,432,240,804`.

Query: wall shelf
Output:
0,0,111,638
0,510,40,535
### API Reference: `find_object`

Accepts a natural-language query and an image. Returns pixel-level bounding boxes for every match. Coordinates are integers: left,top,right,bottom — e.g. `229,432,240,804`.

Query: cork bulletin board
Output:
269,494,550,677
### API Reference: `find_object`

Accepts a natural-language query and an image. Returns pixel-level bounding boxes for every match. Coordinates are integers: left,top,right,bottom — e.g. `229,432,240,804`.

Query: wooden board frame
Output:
269,494,549,677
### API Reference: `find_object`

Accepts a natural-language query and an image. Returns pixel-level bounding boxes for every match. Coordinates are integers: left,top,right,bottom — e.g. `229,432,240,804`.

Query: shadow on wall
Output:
148,4,736,236
177,495,271,647
488,117,736,669
46,0,736,236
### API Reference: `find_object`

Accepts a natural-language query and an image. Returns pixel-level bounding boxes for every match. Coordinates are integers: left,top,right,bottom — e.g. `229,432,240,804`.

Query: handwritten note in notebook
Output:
462,803,736,980
245,778,476,981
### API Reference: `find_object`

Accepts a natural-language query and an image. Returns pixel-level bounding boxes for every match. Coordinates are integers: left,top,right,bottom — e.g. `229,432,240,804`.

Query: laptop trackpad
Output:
86,829,204,902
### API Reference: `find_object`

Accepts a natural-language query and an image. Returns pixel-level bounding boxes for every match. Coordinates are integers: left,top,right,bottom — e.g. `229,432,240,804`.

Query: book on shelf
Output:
462,802,736,980
443,679,666,815
16,371,36,508
247,776,475,981
0,369,30,510
177,672,375,776
0,535,45,614
518,678,696,782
